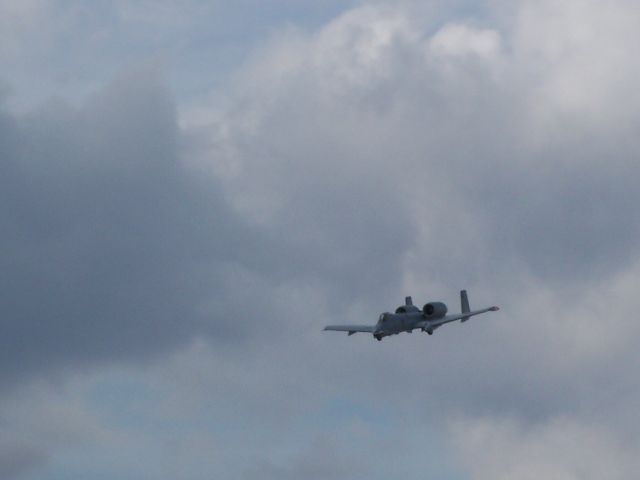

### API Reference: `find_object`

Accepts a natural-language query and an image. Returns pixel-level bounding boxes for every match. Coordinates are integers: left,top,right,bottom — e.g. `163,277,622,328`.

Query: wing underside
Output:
323,325,374,336
423,306,499,329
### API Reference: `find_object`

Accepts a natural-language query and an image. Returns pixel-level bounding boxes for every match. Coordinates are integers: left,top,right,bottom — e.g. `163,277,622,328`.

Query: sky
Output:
2,0,640,478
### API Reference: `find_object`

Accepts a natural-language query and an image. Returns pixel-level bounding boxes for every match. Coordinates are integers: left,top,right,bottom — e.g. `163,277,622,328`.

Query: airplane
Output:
324,290,499,341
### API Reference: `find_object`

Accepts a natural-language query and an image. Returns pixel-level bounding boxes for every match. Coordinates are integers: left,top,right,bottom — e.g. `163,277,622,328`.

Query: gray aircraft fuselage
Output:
375,309,428,338
373,302,448,339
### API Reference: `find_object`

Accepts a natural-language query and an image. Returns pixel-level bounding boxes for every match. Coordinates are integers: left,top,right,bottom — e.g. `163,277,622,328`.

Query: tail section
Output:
460,290,471,322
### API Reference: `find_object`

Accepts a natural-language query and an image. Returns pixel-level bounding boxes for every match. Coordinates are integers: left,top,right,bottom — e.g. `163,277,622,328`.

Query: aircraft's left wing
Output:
427,306,499,328
323,325,374,336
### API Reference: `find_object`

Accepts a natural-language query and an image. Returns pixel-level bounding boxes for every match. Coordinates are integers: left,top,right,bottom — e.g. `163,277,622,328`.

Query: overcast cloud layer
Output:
2,1,640,479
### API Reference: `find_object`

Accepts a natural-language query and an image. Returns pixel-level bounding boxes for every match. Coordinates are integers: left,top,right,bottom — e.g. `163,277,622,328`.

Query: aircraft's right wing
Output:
323,325,375,336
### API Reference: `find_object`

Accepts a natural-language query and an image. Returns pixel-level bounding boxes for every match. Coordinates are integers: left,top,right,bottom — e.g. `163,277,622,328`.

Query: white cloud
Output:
511,0,640,135
450,415,638,480
429,23,501,57
193,1,640,473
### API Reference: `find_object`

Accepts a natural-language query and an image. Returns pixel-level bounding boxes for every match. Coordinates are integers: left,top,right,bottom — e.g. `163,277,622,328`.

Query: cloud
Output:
0,0,360,112
212,0,640,287
4,0,640,478
0,0,51,57
0,442,46,480
0,67,279,387
450,415,639,480
429,23,501,57
240,437,368,480
196,0,640,472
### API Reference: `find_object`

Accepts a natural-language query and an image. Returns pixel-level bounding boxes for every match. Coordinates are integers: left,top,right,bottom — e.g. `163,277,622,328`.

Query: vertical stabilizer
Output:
460,290,471,322
405,296,413,306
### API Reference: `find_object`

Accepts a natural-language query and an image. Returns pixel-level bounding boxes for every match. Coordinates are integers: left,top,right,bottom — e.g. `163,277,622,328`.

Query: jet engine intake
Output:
423,302,447,317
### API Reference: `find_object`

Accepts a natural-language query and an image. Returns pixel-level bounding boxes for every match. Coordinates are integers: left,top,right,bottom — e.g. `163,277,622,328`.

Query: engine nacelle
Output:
423,302,448,317
395,305,421,314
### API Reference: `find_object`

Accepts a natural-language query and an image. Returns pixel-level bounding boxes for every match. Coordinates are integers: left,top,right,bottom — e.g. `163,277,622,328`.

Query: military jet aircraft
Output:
324,290,498,341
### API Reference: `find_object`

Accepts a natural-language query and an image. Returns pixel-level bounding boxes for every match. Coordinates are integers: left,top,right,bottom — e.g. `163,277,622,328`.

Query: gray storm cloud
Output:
0,441,45,480
0,69,267,385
